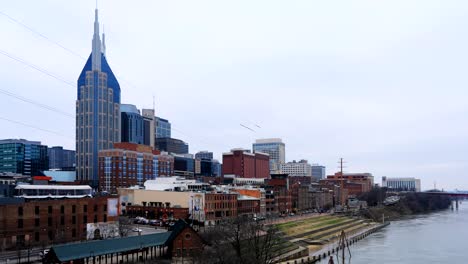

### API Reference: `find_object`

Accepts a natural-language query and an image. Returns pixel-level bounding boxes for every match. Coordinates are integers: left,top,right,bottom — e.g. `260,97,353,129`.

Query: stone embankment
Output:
273,214,389,263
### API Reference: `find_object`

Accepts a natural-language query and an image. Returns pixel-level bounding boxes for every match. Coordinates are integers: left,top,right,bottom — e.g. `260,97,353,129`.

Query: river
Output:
317,201,468,264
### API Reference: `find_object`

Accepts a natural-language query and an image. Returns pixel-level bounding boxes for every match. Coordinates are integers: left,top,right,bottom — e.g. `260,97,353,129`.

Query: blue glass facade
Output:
0,139,48,176
77,54,120,103
121,104,144,145
311,165,326,180
174,156,195,177
155,117,171,138
76,55,121,186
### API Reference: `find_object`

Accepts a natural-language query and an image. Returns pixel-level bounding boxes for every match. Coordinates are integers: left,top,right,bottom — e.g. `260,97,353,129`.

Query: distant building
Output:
382,177,421,192
0,139,48,176
155,117,171,138
311,164,326,180
98,143,174,193
211,160,222,177
195,151,213,160
76,8,121,187
144,176,208,192
252,138,285,174
142,109,155,148
323,172,374,199
48,146,75,170
222,149,270,179
120,104,144,145
173,155,195,178
155,138,189,154
280,160,312,177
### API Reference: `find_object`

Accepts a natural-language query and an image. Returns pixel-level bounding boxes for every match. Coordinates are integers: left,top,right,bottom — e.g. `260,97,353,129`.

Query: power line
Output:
0,88,74,118
0,10,141,91
0,10,86,60
0,49,74,87
0,116,73,139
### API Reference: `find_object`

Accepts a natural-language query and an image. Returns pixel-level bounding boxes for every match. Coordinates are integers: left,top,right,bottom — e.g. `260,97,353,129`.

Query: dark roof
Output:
166,219,189,243
49,232,171,262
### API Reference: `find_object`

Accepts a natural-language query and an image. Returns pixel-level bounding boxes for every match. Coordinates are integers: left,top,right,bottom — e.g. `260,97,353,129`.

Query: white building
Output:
280,160,312,176
144,176,209,191
381,177,421,192
252,138,285,174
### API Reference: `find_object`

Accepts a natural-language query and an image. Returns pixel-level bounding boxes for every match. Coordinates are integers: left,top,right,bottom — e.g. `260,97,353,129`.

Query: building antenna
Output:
153,95,155,112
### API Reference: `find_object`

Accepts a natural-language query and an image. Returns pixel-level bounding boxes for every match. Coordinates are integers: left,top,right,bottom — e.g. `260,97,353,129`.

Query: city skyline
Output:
1,0,468,190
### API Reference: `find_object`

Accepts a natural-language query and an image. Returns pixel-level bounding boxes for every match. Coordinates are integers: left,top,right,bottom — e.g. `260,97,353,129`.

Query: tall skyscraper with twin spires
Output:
76,8,121,187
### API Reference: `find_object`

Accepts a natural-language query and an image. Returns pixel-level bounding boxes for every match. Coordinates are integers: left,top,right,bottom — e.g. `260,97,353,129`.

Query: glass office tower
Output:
0,139,48,176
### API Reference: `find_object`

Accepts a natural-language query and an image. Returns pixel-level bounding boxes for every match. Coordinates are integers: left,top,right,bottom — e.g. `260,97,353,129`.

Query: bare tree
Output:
118,216,132,238
197,216,283,264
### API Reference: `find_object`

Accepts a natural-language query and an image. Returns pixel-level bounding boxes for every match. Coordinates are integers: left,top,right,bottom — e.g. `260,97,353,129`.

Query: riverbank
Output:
279,222,390,264
272,214,385,263
362,192,452,221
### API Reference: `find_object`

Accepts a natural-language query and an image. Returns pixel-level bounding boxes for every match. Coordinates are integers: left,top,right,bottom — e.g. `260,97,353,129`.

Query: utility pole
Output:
337,158,346,206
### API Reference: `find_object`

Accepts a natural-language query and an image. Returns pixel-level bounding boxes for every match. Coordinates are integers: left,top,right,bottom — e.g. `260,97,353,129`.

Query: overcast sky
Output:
1,0,468,190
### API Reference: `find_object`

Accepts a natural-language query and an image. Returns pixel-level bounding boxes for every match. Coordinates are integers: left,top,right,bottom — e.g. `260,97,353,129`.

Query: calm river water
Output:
317,201,468,264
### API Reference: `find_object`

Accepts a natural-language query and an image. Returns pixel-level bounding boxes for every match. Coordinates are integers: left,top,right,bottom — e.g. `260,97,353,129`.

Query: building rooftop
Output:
0,139,42,145
254,138,283,143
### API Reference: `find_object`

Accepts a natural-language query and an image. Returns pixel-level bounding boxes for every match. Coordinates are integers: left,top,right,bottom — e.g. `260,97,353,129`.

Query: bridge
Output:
425,191,468,199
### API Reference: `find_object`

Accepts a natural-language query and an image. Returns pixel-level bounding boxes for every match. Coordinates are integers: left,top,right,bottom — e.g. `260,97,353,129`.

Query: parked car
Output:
39,249,49,258
149,220,161,226
132,227,142,232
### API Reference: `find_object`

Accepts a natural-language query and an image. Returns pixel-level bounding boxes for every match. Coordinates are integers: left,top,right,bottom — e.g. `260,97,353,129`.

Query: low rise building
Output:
280,160,312,177
0,196,119,251
382,177,421,192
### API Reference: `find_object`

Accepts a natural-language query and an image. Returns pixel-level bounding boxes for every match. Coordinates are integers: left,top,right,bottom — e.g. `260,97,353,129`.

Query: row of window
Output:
18,204,107,216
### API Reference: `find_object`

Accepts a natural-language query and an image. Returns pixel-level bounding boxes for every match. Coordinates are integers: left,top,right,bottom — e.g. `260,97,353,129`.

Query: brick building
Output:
125,205,189,220
232,188,266,216
98,143,174,193
237,195,260,217
326,172,374,195
265,174,292,215
0,196,118,251
204,193,238,225
222,149,269,179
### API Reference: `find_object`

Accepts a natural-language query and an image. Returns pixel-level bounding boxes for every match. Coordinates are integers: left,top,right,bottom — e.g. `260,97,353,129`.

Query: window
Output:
18,219,23,228
94,215,98,223
72,228,76,238
61,205,65,214
18,207,23,216
94,205,98,212
34,232,40,242
72,216,76,224
83,205,88,213
60,216,65,225
72,205,76,214
103,214,107,222
48,217,52,227
103,204,107,212
48,206,52,214
48,230,54,241
35,218,40,227
35,206,40,215
83,215,87,223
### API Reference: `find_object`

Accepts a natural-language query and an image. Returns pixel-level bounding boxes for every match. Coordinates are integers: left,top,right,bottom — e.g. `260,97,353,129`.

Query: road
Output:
0,247,43,264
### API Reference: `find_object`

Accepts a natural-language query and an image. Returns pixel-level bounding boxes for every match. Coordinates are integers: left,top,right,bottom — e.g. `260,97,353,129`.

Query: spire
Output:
91,8,102,71
102,24,106,57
